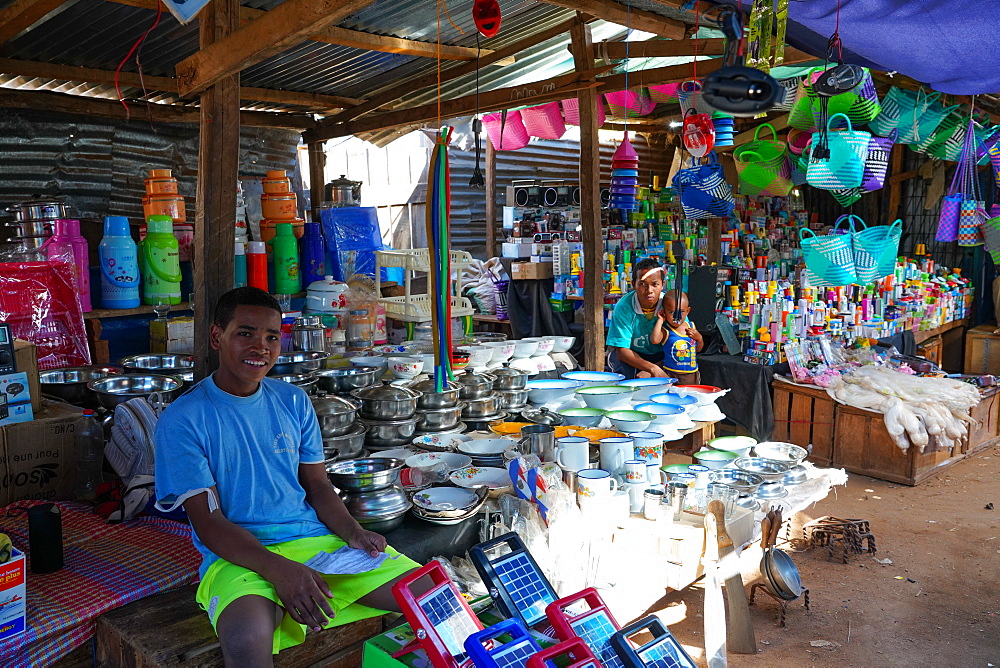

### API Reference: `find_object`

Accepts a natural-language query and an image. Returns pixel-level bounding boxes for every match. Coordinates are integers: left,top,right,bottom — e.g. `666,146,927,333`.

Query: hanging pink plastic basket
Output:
483,110,530,150
561,95,606,126
605,89,656,117
648,83,679,104
521,102,566,140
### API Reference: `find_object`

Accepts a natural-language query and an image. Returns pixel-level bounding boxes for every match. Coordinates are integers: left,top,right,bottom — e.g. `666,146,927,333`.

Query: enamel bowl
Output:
511,339,540,359
604,410,654,433
690,403,726,422
670,385,729,406
616,377,678,402
549,336,576,353
576,385,637,411
526,379,584,405
661,463,691,480
458,438,517,457
649,392,698,411
484,341,516,363
388,356,424,380
449,466,512,494
523,337,555,356
457,346,493,369
412,486,480,512
708,436,758,459
693,449,739,470
557,407,605,428
561,371,626,388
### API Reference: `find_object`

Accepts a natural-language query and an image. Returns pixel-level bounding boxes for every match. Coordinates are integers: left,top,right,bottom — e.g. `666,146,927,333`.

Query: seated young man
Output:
606,258,672,379
154,287,420,666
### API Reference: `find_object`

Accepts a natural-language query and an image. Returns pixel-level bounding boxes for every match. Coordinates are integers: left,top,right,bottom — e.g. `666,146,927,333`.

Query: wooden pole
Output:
485,138,497,259
193,0,241,380
570,18,604,372
307,141,326,223
707,218,722,265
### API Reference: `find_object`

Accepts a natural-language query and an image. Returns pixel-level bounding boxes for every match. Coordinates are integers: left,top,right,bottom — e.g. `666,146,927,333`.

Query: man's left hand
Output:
348,527,387,557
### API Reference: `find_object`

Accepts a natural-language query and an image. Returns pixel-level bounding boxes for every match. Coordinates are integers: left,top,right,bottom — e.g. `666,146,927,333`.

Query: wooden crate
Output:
832,404,965,486
964,325,1000,375
771,380,835,466
964,386,1000,456
95,584,382,667
916,335,942,368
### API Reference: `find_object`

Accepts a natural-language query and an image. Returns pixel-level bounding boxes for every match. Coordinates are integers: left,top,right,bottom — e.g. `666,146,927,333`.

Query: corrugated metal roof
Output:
0,0,701,117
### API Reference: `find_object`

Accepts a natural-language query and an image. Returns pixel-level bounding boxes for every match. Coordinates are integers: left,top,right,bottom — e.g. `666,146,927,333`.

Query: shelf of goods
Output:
374,249,475,323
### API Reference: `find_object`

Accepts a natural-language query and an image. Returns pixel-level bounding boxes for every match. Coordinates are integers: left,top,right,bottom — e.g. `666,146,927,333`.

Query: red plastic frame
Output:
526,637,603,668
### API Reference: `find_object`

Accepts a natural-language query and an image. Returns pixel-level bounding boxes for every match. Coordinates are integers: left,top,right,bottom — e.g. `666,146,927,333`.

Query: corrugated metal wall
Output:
0,108,303,226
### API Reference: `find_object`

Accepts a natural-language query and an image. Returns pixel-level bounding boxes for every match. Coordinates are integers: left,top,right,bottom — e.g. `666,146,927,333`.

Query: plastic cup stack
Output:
713,116,735,147
610,132,639,211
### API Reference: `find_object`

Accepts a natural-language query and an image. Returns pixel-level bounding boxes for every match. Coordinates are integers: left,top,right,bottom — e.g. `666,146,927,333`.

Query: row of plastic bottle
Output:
235,220,326,295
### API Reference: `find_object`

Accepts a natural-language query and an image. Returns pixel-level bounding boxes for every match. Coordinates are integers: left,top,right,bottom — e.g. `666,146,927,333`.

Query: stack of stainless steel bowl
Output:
2,198,68,258
40,366,124,407
455,371,510,428
86,374,184,410
313,393,365,461
326,458,410,532
351,382,421,449
409,378,465,435
314,365,381,396
120,353,195,389
491,363,530,411
265,351,329,396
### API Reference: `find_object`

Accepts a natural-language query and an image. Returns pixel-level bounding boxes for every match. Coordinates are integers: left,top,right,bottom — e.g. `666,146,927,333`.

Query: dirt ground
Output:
614,444,1000,667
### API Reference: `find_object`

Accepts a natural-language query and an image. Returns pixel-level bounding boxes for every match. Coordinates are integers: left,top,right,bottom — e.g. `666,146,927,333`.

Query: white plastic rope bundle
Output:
826,366,981,453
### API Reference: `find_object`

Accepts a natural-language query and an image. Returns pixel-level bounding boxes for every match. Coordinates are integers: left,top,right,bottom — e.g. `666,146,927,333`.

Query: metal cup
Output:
643,489,665,520
667,481,688,521
519,424,556,462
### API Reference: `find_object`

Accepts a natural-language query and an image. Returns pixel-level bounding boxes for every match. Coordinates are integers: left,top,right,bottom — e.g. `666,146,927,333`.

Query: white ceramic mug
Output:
688,464,711,490
599,437,633,475
630,431,665,465
576,468,619,506
556,436,590,472
624,459,647,484
625,481,647,513
646,462,667,485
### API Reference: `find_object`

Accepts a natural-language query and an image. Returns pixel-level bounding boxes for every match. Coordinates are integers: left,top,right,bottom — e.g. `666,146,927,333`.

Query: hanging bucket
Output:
483,110,530,150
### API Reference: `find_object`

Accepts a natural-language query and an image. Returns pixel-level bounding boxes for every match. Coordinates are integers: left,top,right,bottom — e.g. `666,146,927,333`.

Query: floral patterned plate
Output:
448,466,511,490
412,486,479,511
404,452,472,471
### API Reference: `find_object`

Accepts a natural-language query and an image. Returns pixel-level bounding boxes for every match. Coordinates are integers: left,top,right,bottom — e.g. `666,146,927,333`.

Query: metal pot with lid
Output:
409,378,462,409
351,381,420,420
520,406,564,426
492,363,529,390
311,392,360,437
455,371,496,400
6,197,72,222
322,175,362,207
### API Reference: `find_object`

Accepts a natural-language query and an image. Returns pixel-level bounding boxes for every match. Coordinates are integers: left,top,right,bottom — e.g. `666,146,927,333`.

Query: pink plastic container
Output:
483,110,530,150
561,95,606,126
520,102,566,140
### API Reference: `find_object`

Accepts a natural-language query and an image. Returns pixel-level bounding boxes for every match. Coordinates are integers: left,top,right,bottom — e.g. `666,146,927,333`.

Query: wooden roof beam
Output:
0,88,316,128
111,0,505,63
175,0,376,98
0,0,69,43
304,64,615,142
541,0,686,39
313,15,585,129
592,38,727,60
0,57,363,110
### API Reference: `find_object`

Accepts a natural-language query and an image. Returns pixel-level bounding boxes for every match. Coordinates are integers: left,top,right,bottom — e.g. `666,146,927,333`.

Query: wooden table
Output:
472,313,513,338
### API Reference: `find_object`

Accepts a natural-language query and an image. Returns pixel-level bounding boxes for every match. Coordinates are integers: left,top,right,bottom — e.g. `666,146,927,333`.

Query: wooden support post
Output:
485,138,497,258
887,144,904,221
194,0,241,380
570,18,604,372
307,141,326,223
707,218,722,264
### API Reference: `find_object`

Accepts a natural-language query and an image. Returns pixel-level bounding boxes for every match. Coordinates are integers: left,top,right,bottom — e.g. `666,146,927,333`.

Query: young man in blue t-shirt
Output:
154,287,421,664
606,258,673,378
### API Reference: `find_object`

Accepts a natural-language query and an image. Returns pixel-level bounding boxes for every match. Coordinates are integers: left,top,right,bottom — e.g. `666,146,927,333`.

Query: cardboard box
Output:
964,325,1000,375
13,340,41,413
0,373,34,426
149,316,194,342
510,262,554,281
0,547,26,641
151,337,194,354
0,401,85,506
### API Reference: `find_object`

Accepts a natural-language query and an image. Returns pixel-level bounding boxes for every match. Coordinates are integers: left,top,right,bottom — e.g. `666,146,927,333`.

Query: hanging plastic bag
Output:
671,152,734,219
806,113,871,190
733,123,793,196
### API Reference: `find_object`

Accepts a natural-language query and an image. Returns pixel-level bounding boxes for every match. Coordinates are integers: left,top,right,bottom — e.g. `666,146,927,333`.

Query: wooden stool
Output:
95,584,383,667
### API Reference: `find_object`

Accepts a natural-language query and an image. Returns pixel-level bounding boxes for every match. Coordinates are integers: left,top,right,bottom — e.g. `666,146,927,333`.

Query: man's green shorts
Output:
196,534,419,654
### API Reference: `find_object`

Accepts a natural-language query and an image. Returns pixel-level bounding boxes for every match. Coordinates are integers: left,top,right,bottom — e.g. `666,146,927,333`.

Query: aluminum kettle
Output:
322,175,362,207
